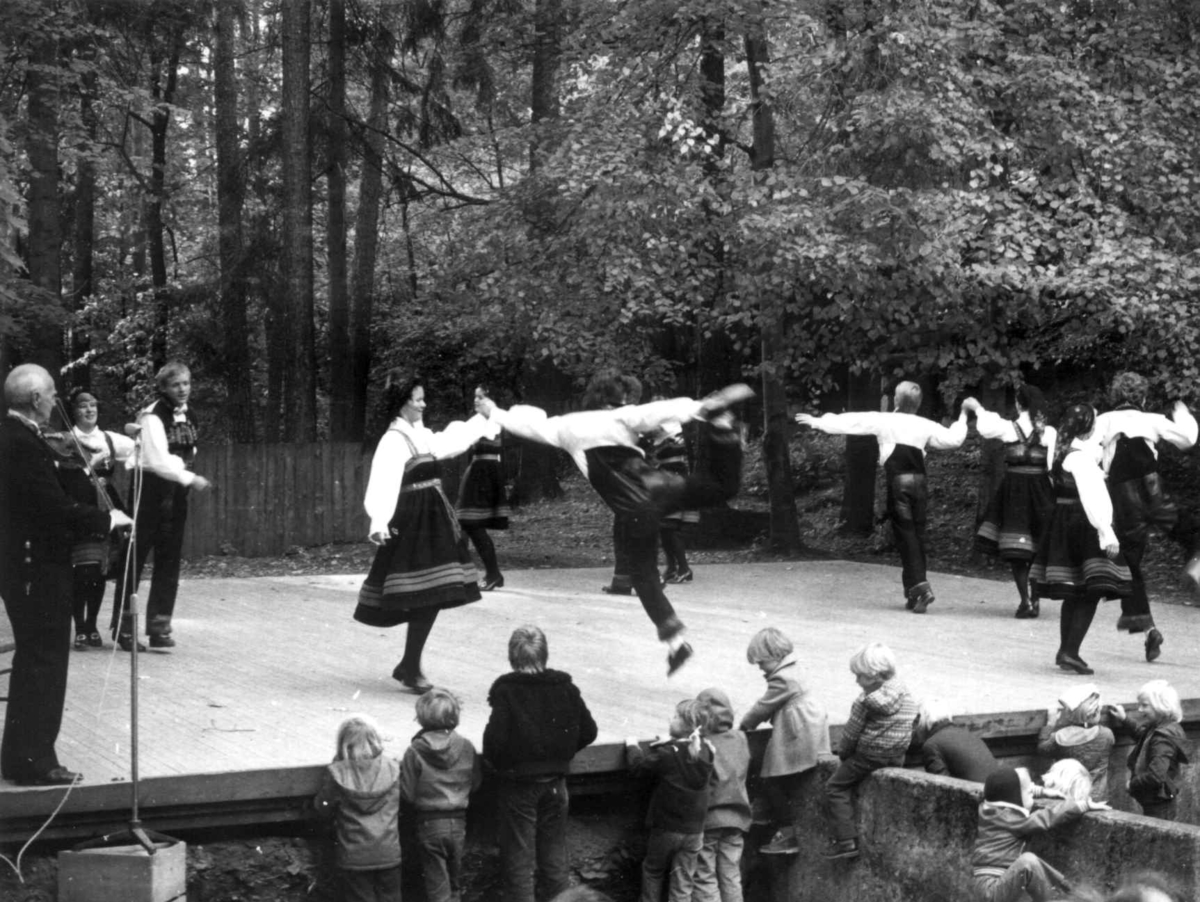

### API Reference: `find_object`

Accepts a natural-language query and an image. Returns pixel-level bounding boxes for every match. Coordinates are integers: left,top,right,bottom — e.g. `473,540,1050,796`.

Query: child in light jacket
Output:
739,627,830,856
313,715,402,902
695,688,751,902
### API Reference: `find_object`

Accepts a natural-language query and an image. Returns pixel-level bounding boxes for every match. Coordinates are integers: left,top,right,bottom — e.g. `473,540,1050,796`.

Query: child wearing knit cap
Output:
971,766,1108,902
695,688,751,901
1036,683,1115,802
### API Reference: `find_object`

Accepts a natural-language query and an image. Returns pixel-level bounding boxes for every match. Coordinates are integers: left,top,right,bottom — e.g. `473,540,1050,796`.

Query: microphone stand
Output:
74,425,174,855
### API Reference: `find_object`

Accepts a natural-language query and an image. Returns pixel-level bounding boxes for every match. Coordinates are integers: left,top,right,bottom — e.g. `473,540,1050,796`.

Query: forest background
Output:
2,0,1200,552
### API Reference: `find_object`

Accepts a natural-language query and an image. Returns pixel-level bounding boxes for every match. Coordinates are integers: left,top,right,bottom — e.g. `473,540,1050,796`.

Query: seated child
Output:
1041,758,1094,807
695,687,751,902
1036,682,1115,802
399,687,482,902
1108,679,1192,820
913,700,999,783
313,715,402,902
971,766,1108,902
483,625,598,902
738,626,830,856
822,642,917,860
625,699,716,902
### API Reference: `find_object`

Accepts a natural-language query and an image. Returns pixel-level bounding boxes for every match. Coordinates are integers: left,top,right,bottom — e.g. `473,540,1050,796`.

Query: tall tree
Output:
71,66,99,386
326,0,351,439
24,24,64,373
349,13,393,441
281,0,316,440
215,0,255,441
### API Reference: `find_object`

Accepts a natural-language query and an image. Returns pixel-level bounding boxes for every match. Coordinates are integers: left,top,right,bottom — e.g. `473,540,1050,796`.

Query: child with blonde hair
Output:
1036,683,1115,802
1041,759,1094,806
400,688,481,902
626,698,715,902
822,642,917,860
1108,679,1191,820
738,626,830,856
313,715,402,901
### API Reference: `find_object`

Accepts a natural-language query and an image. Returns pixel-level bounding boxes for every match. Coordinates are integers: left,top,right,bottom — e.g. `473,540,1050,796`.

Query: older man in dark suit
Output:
0,364,132,786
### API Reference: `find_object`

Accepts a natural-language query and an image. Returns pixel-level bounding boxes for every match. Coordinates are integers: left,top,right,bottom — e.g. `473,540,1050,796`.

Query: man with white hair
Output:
796,380,969,614
0,364,133,785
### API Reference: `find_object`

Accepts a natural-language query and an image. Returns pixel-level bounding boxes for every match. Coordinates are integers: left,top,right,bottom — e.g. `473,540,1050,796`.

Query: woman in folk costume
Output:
456,384,511,592
1092,371,1200,663
61,388,135,650
966,386,1057,619
355,371,492,693
1029,404,1132,676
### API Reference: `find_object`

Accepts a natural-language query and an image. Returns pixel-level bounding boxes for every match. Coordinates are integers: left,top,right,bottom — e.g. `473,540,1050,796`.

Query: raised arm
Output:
1064,451,1119,553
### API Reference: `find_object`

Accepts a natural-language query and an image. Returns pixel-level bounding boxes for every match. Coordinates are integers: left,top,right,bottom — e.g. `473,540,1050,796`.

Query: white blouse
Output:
71,425,136,472
1061,440,1118,549
1093,403,1198,474
364,415,491,537
973,409,1058,466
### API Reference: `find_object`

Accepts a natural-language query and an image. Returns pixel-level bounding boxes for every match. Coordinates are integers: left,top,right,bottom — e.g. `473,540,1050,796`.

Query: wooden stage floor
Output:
3,560,1200,791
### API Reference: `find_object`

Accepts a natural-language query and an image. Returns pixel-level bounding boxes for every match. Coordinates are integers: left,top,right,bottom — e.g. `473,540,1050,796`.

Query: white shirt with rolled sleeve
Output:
802,411,968,466
1093,403,1199,474
488,398,706,479
1061,439,1118,549
136,406,197,487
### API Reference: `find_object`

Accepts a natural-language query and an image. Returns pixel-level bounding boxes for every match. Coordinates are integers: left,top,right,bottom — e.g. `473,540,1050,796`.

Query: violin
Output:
43,398,118,514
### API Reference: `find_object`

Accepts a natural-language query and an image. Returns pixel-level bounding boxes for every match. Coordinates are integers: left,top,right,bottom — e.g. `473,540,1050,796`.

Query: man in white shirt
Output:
796,381,968,614
1093,372,1200,662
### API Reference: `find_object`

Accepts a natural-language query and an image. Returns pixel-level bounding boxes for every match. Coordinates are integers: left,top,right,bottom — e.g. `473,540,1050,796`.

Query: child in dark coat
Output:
313,715,402,902
1037,683,1115,802
626,699,715,902
971,766,1108,902
483,625,598,902
399,688,481,902
1108,679,1192,820
695,688,751,902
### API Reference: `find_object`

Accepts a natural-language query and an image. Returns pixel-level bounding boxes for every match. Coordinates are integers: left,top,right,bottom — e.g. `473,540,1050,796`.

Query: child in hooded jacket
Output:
694,688,751,902
971,766,1108,902
313,715,402,902
399,688,481,902
739,627,830,856
626,698,716,902
1108,679,1192,820
1036,683,1114,802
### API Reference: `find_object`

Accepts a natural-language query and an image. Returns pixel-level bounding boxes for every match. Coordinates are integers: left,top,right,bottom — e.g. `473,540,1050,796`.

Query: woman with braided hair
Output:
966,385,1057,619
1029,404,1132,675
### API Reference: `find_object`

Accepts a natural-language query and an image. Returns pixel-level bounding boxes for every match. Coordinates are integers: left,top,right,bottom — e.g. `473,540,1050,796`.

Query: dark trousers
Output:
339,864,401,902
1112,473,1200,632
611,427,741,639
1,567,72,780
888,472,930,597
496,776,571,902
823,753,898,842
416,817,466,902
659,525,688,576
72,567,106,635
114,478,190,637
609,514,633,590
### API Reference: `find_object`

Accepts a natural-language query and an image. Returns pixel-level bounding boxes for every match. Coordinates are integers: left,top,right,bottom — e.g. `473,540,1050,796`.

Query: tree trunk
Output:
349,19,393,442
281,0,317,441
327,0,351,439
840,367,881,534
71,68,98,385
25,32,64,373
215,0,256,442
146,21,186,368
745,11,802,552
529,0,561,172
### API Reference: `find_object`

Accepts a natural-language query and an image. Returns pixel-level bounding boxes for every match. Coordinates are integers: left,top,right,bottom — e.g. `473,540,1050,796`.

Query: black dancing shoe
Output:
87,632,105,648
392,663,433,694
666,569,693,584
699,383,756,420
482,574,505,591
601,584,633,596
149,634,176,649
667,642,693,676
1056,652,1094,675
14,766,83,787
911,591,934,614
1145,628,1164,662
117,634,147,653
1015,601,1036,619
74,633,89,651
